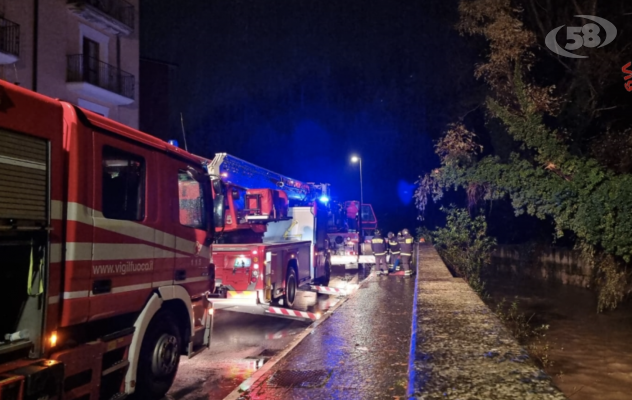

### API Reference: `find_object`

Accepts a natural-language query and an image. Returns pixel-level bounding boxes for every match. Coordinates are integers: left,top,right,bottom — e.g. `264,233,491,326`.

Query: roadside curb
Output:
222,270,376,400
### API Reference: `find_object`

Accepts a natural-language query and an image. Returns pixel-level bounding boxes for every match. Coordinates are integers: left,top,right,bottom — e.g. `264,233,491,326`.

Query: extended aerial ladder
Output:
203,154,351,322
207,153,320,203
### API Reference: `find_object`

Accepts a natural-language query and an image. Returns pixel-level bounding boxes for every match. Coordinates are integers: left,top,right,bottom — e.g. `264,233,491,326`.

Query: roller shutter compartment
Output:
0,129,48,223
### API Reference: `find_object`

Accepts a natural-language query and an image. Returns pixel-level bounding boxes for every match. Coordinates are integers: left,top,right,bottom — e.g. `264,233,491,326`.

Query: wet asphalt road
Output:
165,265,373,400
236,269,417,400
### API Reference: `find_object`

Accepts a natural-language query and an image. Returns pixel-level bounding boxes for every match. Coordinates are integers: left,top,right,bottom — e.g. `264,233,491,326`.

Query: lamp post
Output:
351,155,364,259
351,156,363,209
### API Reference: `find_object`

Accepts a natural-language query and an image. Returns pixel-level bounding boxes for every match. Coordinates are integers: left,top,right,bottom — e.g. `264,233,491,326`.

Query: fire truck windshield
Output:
361,205,375,222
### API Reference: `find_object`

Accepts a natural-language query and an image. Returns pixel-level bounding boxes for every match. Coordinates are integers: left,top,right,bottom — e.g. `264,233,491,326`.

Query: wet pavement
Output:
228,245,566,400
168,245,568,400
165,265,371,400
229,265,417,399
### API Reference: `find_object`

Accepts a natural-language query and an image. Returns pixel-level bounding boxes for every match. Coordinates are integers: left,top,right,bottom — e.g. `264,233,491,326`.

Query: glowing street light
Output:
350,155,363,209
351,155,364,254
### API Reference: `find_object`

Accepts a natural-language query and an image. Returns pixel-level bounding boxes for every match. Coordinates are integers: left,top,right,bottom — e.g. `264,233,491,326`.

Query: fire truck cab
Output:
327,200,378,267
0,81,214,400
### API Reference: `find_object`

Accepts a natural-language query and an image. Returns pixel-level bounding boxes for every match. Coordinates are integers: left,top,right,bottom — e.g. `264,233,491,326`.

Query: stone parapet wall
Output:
413,244,567,398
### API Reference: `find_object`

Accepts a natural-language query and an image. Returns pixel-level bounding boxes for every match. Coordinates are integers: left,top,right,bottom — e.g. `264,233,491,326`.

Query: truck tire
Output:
135,310,181,400
283,267,298,308
319,260,331,287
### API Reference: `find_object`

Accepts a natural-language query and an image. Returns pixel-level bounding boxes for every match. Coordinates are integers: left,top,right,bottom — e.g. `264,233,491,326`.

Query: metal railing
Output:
68,0,134,30
0,16,20,57
67,54,135,99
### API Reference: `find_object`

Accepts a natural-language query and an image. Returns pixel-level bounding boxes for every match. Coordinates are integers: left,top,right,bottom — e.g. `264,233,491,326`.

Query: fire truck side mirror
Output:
213,195,225,229
212,178,224,195
211,178,225,229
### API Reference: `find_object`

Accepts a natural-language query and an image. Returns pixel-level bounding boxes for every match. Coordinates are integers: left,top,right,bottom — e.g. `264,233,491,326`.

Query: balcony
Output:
66,54,135,105
0,16,19,64
67,0,134,36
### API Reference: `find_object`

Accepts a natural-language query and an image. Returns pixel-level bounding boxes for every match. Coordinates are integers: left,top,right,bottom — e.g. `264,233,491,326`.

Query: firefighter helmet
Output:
374,229,382,237
397,231,402,237
387,232,394,239
402,228,410,236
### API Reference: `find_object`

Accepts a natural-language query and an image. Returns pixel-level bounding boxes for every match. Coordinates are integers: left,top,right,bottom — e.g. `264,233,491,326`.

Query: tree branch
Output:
528,0,549,39
571,0,585,16
459,104,482,121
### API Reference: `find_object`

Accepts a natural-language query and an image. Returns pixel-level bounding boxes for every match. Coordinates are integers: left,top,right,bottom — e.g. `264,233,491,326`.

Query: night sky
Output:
140,0,467,232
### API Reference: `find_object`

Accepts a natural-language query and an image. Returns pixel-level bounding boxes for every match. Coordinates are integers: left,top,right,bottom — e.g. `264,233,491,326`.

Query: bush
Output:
431,206,497,293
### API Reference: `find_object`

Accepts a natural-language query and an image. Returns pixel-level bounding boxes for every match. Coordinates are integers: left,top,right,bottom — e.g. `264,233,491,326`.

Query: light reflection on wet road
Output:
164,265,372,400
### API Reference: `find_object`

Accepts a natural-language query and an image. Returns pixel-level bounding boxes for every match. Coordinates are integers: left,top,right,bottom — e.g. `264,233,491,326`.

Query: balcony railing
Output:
67,0,134,32
0,16,19,59
67,54,134,100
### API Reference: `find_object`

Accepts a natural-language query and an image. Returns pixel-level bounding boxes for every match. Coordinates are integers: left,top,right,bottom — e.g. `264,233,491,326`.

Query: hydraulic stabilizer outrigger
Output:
206,282,358,323
206,291,321,323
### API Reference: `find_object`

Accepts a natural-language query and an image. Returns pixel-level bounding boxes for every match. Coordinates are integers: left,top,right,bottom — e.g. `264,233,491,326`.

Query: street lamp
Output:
351,155,364,258
350,156,363,209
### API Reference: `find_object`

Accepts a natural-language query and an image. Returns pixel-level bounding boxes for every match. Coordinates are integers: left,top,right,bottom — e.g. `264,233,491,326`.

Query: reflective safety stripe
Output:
391,251,400,254
405,238,414,244
374,252,387,256
401,253,412,256
372,239,384,243
28,242,44,296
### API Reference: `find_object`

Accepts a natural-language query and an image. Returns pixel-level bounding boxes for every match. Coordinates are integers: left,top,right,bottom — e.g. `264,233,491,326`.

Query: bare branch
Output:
571,0,585,16
528,0,549,39
594,106,618,112
459,104,482,121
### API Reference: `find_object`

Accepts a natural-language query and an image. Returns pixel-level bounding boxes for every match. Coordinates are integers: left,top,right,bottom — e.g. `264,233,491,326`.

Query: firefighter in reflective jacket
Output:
400,228,414,274
371,230,388,274
394,231,404,271
387,232,400,272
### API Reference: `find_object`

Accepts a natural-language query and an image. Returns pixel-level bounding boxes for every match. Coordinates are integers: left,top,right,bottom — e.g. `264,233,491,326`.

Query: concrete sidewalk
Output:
229,244,567,400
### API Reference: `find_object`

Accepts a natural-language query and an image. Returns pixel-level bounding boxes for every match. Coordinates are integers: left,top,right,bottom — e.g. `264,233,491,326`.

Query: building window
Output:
178,171,205,229
102,146,145,221
79,23,109,61
83,37,100,85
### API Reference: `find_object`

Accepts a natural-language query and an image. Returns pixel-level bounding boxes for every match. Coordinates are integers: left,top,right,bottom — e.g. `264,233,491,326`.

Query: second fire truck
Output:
205,153,332,310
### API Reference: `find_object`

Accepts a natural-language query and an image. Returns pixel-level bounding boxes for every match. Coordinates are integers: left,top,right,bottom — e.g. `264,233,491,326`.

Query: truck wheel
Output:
135,310,181,400
283,267,297,308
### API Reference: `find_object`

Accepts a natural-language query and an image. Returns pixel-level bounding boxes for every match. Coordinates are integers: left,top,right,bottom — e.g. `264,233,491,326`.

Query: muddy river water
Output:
484,273,632,400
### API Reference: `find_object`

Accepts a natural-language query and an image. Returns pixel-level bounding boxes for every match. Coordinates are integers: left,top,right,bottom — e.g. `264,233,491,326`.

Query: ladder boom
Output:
207,153,315,201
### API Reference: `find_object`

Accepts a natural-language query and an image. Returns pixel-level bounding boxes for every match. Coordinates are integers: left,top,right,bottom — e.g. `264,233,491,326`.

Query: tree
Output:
416,0,632,311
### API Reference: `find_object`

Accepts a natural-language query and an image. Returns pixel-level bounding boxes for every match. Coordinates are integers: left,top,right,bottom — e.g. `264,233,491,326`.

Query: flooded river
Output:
483,273,632,400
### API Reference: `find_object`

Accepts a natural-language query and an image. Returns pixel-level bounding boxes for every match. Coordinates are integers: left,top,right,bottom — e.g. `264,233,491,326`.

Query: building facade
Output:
0,0,139,128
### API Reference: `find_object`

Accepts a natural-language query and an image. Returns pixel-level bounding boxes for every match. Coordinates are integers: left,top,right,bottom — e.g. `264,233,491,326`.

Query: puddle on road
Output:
167,353,273,400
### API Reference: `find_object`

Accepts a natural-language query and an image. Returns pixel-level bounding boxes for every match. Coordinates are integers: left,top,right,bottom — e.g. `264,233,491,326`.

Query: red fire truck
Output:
327,201,378,268
204,154,332,311
0,82,215,400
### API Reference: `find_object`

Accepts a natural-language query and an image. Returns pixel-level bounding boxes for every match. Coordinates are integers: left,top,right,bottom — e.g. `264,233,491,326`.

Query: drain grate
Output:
268,369,332,388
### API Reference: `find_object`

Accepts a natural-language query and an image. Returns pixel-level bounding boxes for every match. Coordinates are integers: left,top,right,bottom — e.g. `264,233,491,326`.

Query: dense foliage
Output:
415,0,632,311
421,206,496,293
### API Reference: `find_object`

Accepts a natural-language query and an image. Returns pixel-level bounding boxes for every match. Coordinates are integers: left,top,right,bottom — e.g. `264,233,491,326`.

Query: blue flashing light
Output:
319,196,329,203
168,140,179,148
